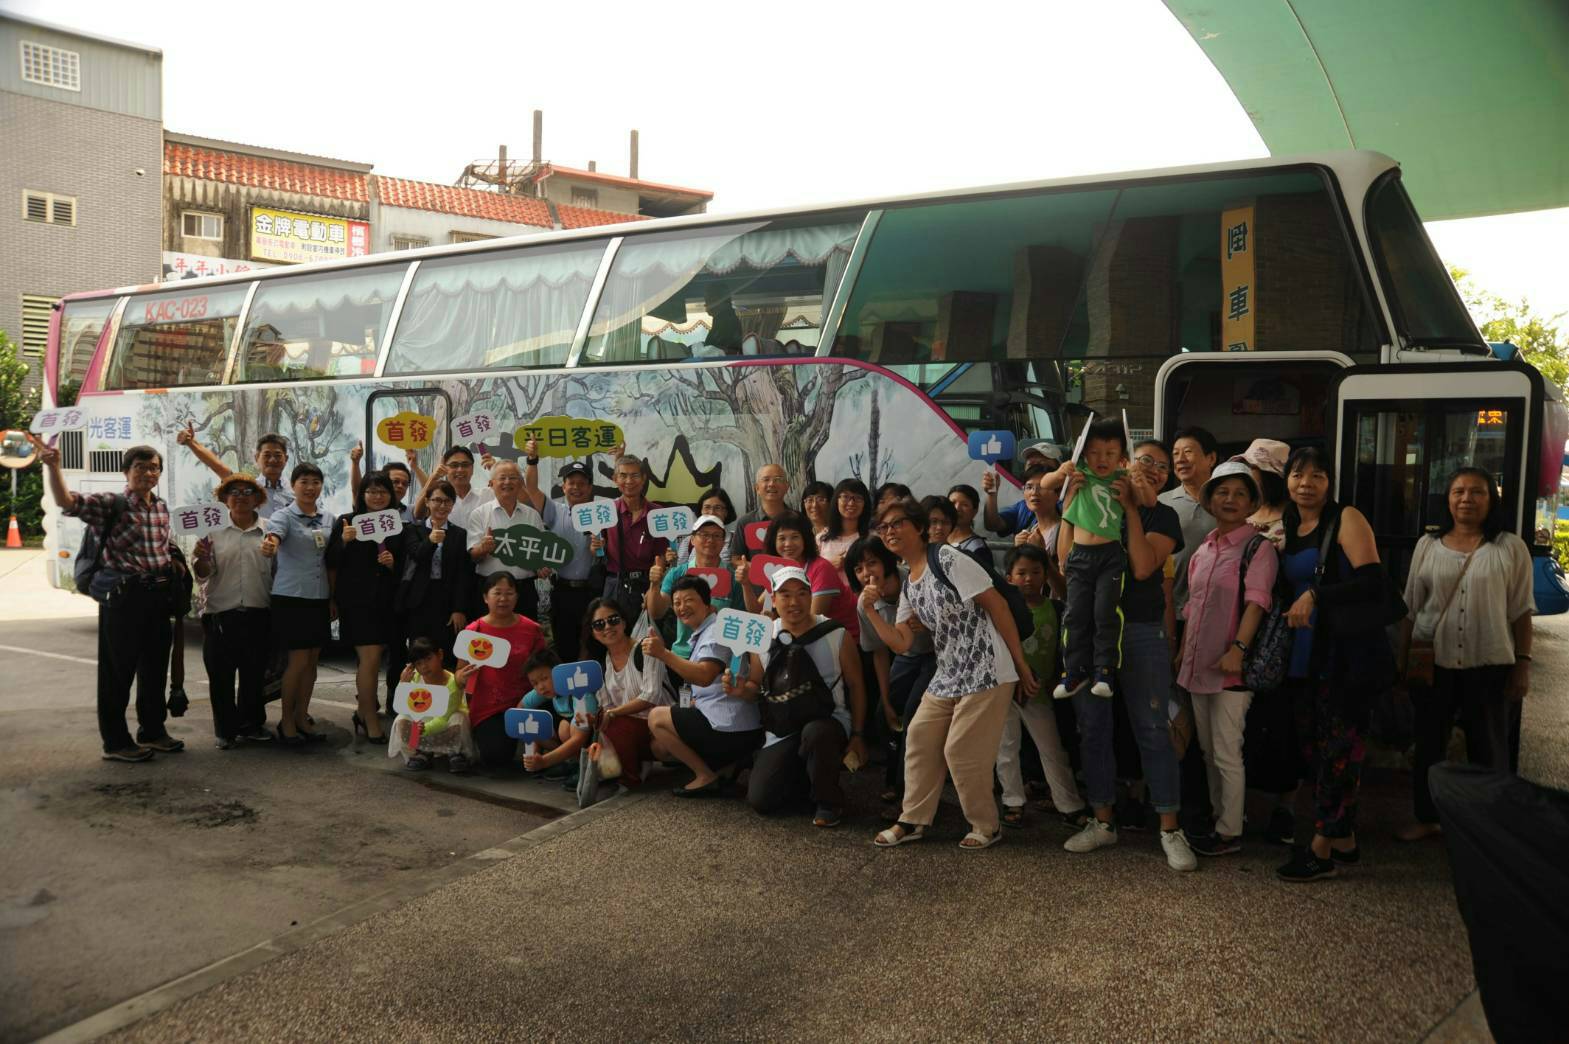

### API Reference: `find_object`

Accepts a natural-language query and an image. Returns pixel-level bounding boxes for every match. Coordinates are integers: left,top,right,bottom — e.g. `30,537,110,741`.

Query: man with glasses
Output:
413,446,491,532
647,514,736,658
468,461,547,621
522,445,601,662
35,441,188,762
192,474,274,749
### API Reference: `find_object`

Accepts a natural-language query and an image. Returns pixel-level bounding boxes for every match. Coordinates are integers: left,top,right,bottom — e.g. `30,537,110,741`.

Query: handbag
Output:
1406,538,1476,689
1236,533,1290,691
591,728,622,779
1314,511,1407,636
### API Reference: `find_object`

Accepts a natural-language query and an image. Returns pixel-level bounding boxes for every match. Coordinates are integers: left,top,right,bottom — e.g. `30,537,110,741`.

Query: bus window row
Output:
84,164,1460,432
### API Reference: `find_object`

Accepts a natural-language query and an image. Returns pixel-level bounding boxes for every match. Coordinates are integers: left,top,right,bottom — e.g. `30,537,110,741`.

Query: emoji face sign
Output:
393,680,450,722
454,629,512,667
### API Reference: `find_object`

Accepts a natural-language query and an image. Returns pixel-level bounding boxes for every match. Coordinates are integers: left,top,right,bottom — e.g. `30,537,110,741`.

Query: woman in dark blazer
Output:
394,480,476,678
327,472,407,743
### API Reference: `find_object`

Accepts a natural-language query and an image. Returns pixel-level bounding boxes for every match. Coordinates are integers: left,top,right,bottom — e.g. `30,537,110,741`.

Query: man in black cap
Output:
523,449,601,662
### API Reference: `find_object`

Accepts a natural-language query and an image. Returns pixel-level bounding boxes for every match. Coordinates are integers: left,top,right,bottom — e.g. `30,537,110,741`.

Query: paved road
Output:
0,552,559,1042
5,547,1566,1042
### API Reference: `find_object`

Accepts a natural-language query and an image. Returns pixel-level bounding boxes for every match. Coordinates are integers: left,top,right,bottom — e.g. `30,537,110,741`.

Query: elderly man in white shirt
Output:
192,474,276,749
467,460,547,621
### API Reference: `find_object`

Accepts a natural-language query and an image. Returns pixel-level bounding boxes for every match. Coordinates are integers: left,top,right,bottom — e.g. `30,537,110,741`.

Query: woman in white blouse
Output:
1398,467,1534,841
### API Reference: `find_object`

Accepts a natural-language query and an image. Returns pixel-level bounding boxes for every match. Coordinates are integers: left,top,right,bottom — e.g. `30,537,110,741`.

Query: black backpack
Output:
73,494,127,601
759,619,843,738
632,644,681,707
925,544,1035,641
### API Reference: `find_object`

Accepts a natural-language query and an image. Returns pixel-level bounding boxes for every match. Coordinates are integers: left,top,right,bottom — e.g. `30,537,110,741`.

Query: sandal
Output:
960,829,1002,851
1002,806,1025,829
873,822,925,847
813,806,843,829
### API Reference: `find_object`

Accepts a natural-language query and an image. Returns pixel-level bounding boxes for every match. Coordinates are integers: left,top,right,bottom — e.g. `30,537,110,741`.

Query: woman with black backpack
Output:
862,498,1037,851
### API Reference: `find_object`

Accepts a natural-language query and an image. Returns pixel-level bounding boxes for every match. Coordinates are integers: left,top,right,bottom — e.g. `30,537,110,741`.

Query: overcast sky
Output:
8,0,1567,323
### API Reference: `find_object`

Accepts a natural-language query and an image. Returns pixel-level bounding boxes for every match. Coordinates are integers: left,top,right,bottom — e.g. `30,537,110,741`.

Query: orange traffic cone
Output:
5,515,20,548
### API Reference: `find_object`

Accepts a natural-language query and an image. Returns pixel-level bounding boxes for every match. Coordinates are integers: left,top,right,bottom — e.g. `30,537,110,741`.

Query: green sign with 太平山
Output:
490,523,576,572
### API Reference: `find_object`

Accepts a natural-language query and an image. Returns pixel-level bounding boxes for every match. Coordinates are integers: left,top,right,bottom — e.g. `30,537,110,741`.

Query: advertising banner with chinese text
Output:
250,207,370,264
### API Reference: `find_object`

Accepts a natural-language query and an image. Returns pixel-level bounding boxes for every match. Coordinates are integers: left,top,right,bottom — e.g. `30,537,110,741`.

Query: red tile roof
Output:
376,177,553,228
164,140,369,202
535,163,714,201
557,205,649,230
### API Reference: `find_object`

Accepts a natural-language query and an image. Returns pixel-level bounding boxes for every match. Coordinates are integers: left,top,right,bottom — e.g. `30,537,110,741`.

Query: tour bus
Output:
35,149,1568,608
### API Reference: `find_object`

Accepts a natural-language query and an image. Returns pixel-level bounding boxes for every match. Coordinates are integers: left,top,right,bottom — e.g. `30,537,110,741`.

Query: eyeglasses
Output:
590,614,624,631
875,518,910,535
1135,455,1170,472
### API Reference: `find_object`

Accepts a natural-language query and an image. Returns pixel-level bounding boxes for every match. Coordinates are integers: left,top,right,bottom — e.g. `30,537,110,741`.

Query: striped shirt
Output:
64,489,173,574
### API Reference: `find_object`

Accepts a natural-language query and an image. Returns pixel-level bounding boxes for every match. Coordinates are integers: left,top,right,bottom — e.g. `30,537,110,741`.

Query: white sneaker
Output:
1064,818,1118,853
1161,828,1198,871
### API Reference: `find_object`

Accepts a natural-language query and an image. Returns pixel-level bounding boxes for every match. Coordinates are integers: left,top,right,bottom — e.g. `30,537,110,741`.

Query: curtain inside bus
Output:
105,285,250,389
832,168,1380,433
581,218,861,365
385,242,604,373
236,267,405,382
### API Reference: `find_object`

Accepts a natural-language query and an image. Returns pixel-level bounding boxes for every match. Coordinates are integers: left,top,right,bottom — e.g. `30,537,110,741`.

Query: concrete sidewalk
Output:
96,766,1478,1043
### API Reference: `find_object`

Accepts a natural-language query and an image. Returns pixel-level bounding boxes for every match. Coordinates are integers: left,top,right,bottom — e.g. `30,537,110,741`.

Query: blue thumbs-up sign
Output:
504,707,556,741
552,660,604,699
967,429,1016,464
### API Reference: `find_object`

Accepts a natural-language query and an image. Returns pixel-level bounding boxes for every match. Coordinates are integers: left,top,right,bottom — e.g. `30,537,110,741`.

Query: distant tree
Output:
0,331,44,534
1450,266,1568,395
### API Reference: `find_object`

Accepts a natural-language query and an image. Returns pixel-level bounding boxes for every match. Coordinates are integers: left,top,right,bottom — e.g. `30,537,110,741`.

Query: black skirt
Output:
271,595,330,650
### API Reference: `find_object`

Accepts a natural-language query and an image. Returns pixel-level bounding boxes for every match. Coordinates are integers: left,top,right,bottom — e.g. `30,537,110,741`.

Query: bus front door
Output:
1329,360,1547,591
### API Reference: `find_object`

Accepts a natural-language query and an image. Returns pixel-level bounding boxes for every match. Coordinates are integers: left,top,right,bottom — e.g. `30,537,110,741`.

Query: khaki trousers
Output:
900,683,1014,835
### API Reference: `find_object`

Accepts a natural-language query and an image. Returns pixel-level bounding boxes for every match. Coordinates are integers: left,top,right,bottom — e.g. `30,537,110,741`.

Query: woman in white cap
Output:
1178,461,1279,857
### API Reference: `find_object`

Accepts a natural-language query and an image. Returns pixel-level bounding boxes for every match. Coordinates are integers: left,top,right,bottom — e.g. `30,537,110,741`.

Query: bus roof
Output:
65,149,1400,303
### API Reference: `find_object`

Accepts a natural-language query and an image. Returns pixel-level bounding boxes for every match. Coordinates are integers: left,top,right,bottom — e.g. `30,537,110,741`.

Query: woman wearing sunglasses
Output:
584,598,678,787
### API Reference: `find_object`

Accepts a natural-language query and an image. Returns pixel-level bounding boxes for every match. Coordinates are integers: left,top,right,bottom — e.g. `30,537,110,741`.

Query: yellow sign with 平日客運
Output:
513,416,624,458
1220,203,1256,351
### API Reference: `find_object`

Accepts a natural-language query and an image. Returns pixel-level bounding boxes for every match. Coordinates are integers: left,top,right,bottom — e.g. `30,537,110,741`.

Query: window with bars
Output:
23,191,75,225
181,212,223,240
20,294,57,357
20,41,81,91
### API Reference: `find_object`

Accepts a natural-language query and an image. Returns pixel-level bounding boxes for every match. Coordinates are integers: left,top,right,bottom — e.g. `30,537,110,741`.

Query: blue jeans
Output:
1074,621,1180,814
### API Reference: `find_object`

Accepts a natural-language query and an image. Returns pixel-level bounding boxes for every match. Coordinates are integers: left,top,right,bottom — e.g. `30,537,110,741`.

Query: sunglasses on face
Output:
591,614,624,631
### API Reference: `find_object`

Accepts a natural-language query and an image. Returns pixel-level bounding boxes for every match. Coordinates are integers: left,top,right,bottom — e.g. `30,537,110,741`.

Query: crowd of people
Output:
34,414,1535,883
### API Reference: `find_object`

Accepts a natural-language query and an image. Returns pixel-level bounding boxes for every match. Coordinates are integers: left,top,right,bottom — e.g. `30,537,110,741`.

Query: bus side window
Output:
104,286,249,390
386,242,605,375
235,267,404,383
579,216,862,366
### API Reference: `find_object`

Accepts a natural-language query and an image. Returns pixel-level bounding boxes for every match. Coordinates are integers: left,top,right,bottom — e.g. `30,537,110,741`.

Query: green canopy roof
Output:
1163,0,1569,220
